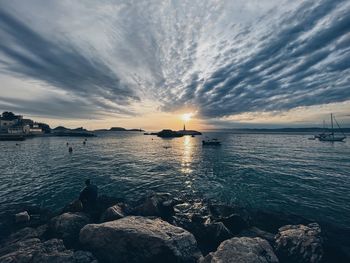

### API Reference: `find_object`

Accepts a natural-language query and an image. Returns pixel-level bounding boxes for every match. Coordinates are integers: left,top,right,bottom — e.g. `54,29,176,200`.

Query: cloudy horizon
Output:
0,0,349,130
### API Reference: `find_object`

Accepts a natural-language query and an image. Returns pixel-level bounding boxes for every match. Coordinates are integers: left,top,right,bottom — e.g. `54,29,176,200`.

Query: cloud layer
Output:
0,0,349,120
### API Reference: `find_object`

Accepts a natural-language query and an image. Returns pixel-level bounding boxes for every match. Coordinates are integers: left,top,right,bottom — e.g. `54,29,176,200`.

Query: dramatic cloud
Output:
0,0,349,121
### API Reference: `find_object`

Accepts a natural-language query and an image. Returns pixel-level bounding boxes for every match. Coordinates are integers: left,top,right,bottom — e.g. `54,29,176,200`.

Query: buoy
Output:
68,147,73,153
83,141,86,145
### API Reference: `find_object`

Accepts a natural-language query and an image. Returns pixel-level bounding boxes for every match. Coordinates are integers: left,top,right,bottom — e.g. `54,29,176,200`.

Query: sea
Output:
0,131,350,234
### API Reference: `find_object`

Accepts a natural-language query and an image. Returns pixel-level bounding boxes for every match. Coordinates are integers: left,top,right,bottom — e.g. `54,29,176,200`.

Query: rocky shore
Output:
0,193,347,263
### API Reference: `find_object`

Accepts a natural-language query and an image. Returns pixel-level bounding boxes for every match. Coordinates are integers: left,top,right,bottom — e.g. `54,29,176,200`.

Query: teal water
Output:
0,132,350,229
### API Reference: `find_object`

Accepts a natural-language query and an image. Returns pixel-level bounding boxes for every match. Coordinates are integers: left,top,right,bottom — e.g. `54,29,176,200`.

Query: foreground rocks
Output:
274,223,323,263
200,237,279,263
1,193,334,263
80,216,202,263
0,237,97,263
49,212,90,248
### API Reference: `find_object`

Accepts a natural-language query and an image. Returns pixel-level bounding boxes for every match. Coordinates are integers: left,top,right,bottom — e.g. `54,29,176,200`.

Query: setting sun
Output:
181,113,193,122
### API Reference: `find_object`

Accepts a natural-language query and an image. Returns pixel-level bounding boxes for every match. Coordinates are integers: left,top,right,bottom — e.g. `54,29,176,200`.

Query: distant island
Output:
94,127,144,132
51,126,95,137
145,125,202,138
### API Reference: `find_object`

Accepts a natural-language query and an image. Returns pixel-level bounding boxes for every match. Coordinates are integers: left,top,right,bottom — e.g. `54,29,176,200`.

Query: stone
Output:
132,193,176,219
100,204,125,222
63,199,84,213
15,211,30,223
80,216,202,263
200,237,279,263
49,212,90,248
73,250,99,263
0,237,97,263
274,223,323,263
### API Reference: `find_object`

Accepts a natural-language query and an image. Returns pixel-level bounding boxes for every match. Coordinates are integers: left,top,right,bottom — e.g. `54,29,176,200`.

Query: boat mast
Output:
331,113,334,138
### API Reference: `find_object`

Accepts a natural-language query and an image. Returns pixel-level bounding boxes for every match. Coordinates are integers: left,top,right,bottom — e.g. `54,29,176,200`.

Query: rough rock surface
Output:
49,212,90,248
80,216,202,263
100,204,125,222
274,223,323,263
200,237,279,263
132,193,177,219
15,211,30,223
0,237,97,263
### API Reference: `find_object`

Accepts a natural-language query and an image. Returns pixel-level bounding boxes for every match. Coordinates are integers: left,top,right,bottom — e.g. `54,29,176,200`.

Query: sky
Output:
0,0,349,130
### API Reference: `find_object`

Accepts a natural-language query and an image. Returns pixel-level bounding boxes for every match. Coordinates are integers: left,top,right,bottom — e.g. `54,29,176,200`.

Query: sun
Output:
181,113,193,122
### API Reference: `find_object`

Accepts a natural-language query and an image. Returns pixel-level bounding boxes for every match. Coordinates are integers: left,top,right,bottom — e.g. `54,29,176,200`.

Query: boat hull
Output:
319,137,346,142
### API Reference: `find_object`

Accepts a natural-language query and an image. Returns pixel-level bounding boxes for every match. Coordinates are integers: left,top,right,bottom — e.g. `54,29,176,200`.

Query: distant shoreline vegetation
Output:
94,127,144,132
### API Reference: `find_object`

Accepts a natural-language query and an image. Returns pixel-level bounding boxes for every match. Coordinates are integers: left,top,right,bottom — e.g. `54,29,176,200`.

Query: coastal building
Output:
0,113,23,133
29,124,43,135
8,124,30,134
0,112,43,135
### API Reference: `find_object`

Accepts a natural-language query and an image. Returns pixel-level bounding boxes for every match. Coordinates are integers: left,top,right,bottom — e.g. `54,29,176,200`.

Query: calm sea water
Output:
0,132,350,229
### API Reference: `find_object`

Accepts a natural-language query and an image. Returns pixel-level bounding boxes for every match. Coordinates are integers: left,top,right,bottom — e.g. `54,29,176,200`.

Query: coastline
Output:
0,192,349,263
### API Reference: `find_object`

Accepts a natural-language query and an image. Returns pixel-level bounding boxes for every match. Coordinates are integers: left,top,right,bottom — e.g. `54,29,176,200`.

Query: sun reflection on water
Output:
181,136,195,189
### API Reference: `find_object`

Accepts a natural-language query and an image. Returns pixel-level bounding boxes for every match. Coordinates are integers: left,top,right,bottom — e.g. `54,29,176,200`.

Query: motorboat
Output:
202,138,221,146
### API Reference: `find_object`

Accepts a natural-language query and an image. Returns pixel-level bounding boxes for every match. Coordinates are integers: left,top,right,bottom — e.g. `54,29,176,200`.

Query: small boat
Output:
318,114,346,142
202,138,221,146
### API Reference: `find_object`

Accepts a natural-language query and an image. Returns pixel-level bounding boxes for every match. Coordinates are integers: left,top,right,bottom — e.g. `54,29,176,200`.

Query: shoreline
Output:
1,192,349,263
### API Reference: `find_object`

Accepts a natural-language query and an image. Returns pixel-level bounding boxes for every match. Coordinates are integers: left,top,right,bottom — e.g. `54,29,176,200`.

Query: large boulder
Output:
200,237,279,263
274,223,323,263
0,238,97,263
49,212,90,248
80,216,202,263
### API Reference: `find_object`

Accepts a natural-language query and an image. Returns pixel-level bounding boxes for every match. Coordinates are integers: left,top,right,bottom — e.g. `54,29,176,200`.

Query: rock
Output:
49,212,90,248
0,227,39,248
0,238,76,263
15,211,30,223
0,232,97,263
132,193,176,219
73,250,98,263
200,237,279,263
100,204,125,222
218,213,249,235
63,199,84,213
274,223,323,263
80,216,202,263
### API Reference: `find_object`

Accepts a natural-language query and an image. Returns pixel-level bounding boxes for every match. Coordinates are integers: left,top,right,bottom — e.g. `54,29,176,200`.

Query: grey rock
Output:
73,250,99,263
49,212,90,248
15,211,30,223
200,237,279,263
274,223,323,263
133,193,176,219
0,238,70,263
0,236,97,263
100,204,125,222
80,216,202,263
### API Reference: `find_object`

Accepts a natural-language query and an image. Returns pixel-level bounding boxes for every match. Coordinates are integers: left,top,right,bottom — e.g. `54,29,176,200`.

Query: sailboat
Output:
318,114,346,142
